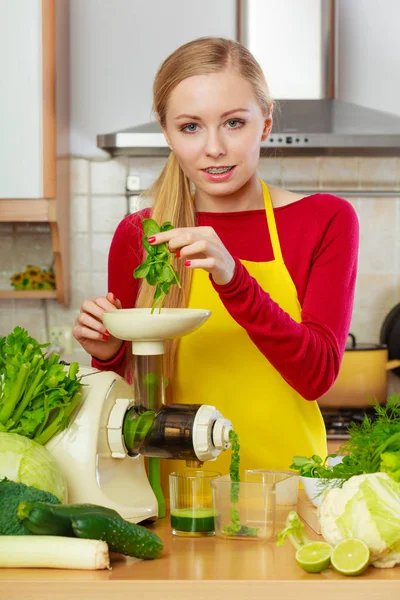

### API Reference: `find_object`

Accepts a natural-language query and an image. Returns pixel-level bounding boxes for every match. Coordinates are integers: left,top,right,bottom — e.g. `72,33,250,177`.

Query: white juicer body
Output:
45,367,158,523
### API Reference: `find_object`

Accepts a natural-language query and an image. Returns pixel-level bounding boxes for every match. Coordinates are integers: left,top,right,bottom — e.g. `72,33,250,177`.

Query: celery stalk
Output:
0,364,30,424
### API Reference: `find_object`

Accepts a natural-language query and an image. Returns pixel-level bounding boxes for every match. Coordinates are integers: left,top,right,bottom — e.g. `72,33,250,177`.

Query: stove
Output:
322,407,376,439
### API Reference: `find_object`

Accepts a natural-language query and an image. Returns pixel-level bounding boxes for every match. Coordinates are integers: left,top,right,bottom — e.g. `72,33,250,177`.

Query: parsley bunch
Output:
134,218,181,313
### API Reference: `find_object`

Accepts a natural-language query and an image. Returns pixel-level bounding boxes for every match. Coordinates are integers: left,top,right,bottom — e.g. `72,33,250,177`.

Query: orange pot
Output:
318,334,400,409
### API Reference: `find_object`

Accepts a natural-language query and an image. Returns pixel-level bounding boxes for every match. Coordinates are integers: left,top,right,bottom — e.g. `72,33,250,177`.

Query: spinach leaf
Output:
133,218,181,313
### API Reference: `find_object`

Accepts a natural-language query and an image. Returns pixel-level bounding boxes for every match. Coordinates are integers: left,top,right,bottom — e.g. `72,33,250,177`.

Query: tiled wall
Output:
1,156,400,392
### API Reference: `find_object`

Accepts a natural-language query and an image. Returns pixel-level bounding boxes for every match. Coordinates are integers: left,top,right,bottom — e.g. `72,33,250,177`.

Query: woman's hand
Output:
72,292,124,361
148,226,236,285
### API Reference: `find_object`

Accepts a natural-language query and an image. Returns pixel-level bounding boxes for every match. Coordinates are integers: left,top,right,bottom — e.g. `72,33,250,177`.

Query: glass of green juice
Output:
169,470,221,537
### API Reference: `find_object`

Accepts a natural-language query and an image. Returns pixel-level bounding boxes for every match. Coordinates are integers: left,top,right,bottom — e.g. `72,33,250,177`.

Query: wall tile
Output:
128,157,167,189
258,157,282,185
91,233,113,273
0,300,14,336
128,193,152,214
69,271,93,309
15,223,51,233
91,196,126,233
356,197,398,235
91,158,128,195
319,157,359,190
91,271,108,298
13,232,54,272
358,158,400,190
358,234,396,275
356,308,388,344
281,158,320,189
70,195,90,233
0,272,12,289
71,158,90,194
71,233,92,273
13,306,46,341
0,234,13,266
356,274,398,315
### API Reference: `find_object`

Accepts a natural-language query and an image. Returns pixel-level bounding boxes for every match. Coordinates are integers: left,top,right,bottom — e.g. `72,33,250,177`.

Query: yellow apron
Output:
162,179,327,486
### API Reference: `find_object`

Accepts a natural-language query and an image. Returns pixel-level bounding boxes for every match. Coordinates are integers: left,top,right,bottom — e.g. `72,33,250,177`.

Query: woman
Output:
73,37,359,476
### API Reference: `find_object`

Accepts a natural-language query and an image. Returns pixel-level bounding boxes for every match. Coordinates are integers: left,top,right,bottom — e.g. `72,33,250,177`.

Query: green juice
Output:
170,508,216,533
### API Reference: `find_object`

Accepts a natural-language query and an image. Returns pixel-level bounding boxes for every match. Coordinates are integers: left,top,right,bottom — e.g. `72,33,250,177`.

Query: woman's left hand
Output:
148,226,236,285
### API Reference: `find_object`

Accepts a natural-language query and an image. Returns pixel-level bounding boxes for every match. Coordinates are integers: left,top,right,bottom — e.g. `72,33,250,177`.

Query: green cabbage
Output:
319,473,400,568
0,432,66,502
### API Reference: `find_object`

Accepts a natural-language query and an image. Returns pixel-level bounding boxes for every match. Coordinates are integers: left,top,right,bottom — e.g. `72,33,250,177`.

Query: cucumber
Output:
71,514,163,560
17,502,121,536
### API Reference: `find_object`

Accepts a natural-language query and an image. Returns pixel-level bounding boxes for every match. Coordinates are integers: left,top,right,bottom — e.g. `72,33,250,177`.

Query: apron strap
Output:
260,179,283,262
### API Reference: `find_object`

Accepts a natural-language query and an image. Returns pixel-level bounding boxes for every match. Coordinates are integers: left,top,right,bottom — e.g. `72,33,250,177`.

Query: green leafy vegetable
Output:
319,473,400,568
133,218,181,313
290,455,333,478
339,395,400,479
0,327,82,444
292,396,400,486
0,432,66,501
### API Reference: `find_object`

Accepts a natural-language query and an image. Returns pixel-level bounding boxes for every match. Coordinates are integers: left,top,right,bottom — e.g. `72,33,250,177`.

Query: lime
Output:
331,538,370,576
295,542,332,573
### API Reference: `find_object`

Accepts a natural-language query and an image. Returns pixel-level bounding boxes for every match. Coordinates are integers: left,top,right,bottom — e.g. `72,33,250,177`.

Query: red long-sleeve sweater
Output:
92,192,359,400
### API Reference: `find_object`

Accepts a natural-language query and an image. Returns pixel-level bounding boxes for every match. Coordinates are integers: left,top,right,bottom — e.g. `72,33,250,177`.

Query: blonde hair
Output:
129,37,272,391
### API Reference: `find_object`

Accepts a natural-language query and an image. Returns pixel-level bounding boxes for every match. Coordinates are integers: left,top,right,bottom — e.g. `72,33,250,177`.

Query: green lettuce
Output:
0,432,66,502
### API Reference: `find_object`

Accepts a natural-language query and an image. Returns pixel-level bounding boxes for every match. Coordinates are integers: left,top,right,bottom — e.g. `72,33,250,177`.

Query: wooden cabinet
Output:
0,0,70,304
327,438,346,454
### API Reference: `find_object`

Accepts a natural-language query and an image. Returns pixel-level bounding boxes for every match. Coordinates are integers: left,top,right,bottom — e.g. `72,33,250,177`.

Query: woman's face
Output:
162,69,272,196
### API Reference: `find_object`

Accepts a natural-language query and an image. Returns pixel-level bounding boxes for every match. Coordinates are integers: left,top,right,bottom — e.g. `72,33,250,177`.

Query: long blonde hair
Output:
129,37,272,389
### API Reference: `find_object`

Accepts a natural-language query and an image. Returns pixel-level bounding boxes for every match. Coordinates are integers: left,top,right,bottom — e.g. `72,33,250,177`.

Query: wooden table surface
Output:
2,515,400,600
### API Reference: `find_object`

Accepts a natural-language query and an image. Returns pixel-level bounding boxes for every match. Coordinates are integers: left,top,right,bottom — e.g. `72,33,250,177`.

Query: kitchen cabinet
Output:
0,0,70,304
327,438,346,454
2,517,400,600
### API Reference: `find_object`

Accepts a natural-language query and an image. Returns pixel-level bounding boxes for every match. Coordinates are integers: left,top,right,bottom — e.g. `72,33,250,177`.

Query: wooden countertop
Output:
2,516,400,600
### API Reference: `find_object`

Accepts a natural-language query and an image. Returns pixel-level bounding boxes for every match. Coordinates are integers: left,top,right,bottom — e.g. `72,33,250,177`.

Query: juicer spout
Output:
186,460,204,469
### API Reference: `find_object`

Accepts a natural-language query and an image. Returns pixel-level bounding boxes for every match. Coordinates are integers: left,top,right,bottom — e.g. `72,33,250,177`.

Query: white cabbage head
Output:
319,472,400,568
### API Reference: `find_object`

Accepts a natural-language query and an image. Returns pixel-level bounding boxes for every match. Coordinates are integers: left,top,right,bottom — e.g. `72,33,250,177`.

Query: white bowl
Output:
300,476,344,507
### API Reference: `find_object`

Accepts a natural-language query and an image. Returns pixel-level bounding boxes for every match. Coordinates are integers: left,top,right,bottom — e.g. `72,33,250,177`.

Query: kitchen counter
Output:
2,516,400,600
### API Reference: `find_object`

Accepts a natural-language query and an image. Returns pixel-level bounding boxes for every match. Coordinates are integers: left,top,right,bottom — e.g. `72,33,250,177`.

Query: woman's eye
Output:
181,123,199,134
226,119,244,129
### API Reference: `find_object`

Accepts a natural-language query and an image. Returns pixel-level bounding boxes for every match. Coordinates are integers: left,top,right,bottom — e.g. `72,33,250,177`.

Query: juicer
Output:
46,308,233,523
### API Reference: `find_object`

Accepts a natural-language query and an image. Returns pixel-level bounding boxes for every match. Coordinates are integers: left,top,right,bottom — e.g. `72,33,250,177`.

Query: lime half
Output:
331,538,370,576
296,542,332,573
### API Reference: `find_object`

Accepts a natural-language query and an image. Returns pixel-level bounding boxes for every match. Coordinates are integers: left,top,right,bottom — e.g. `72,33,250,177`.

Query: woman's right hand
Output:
73,292,124,361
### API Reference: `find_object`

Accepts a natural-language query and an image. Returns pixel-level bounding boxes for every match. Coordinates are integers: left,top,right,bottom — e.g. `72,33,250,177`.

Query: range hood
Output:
97,0,400,156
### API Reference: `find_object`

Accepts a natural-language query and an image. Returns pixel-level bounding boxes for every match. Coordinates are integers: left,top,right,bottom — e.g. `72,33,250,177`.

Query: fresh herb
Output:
338,395,400,480
290,455,333,478
222,430,259,537
0,327,82,444
291,395,400,486
133,218,181,313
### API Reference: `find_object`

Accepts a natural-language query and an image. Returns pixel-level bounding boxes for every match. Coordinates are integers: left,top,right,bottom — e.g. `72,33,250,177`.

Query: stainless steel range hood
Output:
97,0,400,156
